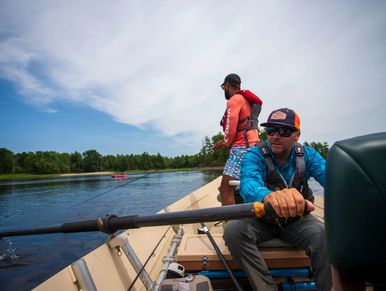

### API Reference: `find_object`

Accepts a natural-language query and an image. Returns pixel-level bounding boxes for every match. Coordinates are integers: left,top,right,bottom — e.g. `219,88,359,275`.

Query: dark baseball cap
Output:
221,73,241,88
260,108,301,131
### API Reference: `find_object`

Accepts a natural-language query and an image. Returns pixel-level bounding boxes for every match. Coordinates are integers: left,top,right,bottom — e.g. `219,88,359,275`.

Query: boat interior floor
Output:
176,221,314,290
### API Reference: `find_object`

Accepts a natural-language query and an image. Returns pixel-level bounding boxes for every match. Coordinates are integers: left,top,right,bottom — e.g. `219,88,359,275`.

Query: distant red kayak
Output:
111,173,128,179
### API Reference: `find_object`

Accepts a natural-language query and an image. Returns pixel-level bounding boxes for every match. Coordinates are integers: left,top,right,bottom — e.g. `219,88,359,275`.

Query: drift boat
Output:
27,176,324,291
1,133,384,290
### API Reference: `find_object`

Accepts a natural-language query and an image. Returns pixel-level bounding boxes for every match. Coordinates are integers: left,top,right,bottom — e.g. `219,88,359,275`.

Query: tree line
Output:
0,132,329,174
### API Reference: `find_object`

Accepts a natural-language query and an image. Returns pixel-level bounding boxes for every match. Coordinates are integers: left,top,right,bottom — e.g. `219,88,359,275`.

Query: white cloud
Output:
1,0,385,151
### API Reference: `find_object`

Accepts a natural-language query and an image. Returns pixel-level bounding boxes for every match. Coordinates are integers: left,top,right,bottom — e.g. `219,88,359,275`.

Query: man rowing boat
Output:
224,108,332,291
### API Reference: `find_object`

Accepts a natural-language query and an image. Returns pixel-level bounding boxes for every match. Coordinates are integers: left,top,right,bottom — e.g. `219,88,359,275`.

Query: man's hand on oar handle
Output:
262,188,315,218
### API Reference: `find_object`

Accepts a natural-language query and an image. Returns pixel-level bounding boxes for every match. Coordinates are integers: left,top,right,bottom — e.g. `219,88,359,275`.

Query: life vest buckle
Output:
295,145,304,157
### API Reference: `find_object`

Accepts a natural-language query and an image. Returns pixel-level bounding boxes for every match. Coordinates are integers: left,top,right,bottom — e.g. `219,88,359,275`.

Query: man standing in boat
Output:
213,73,263,205
224,108,332,291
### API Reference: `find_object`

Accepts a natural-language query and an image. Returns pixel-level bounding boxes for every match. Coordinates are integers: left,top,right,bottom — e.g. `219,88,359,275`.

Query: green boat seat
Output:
325,132,386,289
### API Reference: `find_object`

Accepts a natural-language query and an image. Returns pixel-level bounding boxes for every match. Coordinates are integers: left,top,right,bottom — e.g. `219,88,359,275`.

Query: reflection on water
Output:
0,170,221,291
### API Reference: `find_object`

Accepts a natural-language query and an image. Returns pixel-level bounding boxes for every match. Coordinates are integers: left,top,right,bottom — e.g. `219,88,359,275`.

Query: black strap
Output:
256,141,275,175
289,143,305,188
244,117,250,148
258,142,308,191
294,142,305,175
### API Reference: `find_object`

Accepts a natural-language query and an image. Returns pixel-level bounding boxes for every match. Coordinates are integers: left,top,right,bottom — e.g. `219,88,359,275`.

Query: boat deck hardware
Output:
109,235,153,290
153,227,184,291
71,258,97,291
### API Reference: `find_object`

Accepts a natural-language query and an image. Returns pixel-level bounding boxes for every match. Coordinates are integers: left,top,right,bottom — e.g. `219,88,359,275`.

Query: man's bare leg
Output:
219,175,236,205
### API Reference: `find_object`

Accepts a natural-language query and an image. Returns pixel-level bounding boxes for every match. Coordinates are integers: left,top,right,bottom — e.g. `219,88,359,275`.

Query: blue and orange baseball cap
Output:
260,108,301,131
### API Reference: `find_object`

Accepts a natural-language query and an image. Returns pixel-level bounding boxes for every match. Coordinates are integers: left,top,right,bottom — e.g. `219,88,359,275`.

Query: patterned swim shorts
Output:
223,146,249,179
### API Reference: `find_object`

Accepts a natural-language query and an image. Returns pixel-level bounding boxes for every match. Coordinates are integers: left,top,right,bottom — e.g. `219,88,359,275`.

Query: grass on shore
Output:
0,167,223,181
0,173,58,180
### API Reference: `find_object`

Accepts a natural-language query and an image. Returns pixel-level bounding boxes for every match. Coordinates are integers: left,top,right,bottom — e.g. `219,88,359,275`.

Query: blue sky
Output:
1,0,385,157
1,79,186,156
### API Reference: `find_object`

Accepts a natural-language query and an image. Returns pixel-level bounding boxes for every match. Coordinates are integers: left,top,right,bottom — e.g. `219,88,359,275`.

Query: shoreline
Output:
59,171,113,177
59,167,223,177
0,167,224,181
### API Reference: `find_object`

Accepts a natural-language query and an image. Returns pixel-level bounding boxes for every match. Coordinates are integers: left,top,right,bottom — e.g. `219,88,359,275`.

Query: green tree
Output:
170,155,185,168
116,155,128,171
59,153,71,173
258,127,267,141
0,148,14,174
154,153,166,169
30,151,67,174
70,152,83,172
186,155,199,168
210,133,228,166
15,152,35,173
140,152,151,170
103,155,117,171
83,150,102,172
304,141,329,159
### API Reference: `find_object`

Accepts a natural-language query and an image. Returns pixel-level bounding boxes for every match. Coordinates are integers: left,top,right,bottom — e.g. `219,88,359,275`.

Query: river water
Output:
0,170,222,291
0,170,324,291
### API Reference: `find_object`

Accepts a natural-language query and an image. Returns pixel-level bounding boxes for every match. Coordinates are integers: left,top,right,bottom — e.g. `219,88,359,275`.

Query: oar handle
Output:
108,202,265,232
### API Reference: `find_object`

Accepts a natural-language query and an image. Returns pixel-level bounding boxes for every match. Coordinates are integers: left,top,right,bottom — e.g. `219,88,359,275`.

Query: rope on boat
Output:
127,226,171,291
67,170,159,210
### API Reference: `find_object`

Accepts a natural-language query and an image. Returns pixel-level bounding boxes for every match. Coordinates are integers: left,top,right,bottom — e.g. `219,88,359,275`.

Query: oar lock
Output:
97,214,117,235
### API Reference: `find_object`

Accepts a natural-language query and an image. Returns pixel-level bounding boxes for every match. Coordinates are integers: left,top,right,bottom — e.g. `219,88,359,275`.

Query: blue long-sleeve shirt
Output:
240,141,326,202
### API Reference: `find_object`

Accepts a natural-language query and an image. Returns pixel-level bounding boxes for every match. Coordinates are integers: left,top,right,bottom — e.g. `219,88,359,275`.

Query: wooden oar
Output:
0,202,266,238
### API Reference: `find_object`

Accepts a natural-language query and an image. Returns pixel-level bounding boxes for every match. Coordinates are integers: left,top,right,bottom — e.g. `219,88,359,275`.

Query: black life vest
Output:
257,141,314,225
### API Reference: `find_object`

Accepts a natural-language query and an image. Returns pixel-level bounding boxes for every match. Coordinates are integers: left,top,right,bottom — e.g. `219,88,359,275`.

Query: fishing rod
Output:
0,202,267,239
67,170,159,209
199,223,244,291
127,226,171,291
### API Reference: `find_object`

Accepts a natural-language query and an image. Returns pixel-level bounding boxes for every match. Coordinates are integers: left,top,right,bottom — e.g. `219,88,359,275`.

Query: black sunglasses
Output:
265,127,294,137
